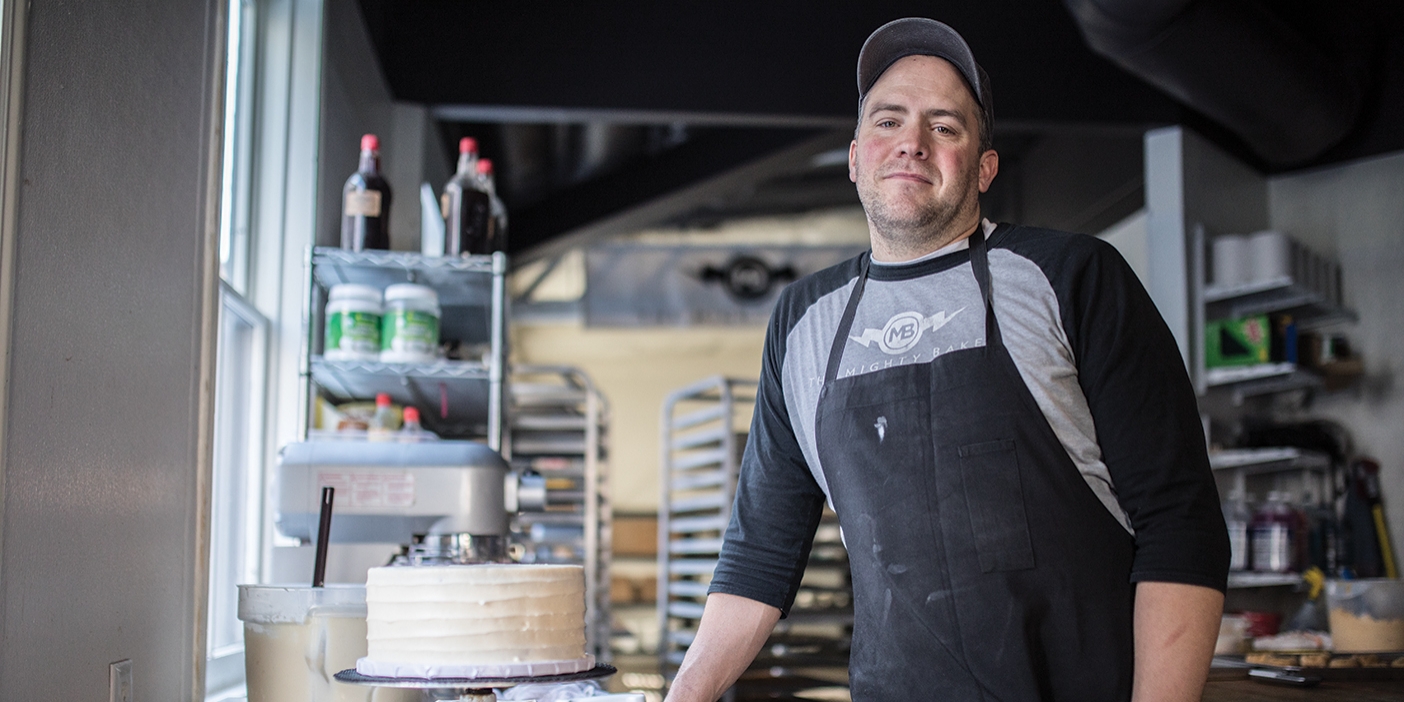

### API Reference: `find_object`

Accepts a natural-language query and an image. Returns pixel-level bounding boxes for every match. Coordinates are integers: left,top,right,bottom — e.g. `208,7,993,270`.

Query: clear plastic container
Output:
1326,579,1404,652
1250,491,1298,573
1223,491,1252,571
237,584,416,702
324,284,382,361
399,406,436,442
379,284,439,363
366,392,396,443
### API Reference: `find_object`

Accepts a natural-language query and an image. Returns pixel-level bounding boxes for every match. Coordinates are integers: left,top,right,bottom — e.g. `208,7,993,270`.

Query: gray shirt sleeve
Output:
709,290,828,616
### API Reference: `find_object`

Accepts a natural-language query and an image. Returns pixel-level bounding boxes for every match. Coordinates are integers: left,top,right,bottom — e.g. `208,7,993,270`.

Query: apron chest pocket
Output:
958,439,1035,572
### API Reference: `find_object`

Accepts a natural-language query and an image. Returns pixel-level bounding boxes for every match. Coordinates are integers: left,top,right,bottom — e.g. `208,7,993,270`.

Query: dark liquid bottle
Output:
443,137,492,255
477,158,507,253
341,133,392,251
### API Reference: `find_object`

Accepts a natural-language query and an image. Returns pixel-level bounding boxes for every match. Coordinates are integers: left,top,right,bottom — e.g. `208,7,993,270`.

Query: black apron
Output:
814,224,1137,701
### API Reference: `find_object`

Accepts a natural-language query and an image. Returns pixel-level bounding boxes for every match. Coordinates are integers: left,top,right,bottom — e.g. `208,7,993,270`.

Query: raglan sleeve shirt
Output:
709,230,1229,616
708,283,829,616
1058,238,1230,591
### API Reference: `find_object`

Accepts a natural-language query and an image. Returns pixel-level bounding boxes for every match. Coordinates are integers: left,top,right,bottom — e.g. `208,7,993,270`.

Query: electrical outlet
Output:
109,659,133,702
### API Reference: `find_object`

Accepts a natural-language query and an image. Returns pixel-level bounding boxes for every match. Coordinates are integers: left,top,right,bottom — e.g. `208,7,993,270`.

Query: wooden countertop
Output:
1204,667,1404,701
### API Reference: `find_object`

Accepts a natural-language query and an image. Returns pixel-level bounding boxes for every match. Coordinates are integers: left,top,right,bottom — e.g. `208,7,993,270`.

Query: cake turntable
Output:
334,664,618,702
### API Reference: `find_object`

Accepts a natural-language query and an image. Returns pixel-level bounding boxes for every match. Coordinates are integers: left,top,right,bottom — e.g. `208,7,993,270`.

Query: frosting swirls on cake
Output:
361,563,590,677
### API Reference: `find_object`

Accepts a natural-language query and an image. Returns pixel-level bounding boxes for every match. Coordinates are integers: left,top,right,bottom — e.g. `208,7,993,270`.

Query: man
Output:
665,17,1230,702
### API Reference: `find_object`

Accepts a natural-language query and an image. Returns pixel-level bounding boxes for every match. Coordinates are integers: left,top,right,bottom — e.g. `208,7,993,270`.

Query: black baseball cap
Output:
857,18,993,117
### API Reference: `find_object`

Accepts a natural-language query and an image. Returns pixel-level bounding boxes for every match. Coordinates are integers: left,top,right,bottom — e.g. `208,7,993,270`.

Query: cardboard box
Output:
613,514,658,557
610,575,658,604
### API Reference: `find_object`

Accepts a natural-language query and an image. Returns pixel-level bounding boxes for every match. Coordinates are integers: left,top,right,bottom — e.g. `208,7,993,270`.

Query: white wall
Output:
318,0,449,252
1268,150,1404,558
1145,127,1270,370
513,324,766,513
0,0,224,698
1097,208,1149,285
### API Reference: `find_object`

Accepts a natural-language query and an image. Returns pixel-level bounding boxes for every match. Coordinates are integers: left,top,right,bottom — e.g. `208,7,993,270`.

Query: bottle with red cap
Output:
442,136,492,255
399,406,429,442
476,158,508,253
367,392,396,442
341,134,392,251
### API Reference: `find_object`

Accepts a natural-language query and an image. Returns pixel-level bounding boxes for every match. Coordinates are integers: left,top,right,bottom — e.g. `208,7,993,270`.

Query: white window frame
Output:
205,0,325,696
206,282,270,697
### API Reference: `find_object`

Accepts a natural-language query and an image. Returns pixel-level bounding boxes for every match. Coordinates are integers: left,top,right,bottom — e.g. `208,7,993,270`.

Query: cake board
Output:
335,664,617,702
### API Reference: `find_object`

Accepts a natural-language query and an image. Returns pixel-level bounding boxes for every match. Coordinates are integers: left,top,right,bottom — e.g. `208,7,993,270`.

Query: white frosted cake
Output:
358,563,591,678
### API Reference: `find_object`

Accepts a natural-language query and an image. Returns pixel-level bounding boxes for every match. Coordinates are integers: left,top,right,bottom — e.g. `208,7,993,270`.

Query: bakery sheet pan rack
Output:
658,376,853,696
507,365,613,663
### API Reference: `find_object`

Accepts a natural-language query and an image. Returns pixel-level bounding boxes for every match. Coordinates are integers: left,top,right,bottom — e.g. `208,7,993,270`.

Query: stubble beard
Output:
857,160,981,256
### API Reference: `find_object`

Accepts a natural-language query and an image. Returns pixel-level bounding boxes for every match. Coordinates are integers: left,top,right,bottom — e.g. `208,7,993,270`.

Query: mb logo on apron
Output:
848,308,966,354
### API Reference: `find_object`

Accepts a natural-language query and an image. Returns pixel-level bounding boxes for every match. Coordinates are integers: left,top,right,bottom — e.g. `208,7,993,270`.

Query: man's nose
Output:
896,125,929,159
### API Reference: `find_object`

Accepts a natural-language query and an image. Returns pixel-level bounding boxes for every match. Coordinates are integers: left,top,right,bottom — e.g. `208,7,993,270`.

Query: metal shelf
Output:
310,356,493,436
301,247,507,449
1210,448,1331,475
312,247,494,300
311,247,501,345
1211,446,1333,507
1227,572,1303,589
1204,276,1355,328
1205,363,1322,403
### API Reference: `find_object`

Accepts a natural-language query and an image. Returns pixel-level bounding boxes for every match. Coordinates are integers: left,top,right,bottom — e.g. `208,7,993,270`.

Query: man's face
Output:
849,55,998,249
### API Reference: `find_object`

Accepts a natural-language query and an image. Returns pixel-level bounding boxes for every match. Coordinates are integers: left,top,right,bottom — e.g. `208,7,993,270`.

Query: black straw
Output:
312,486,335,587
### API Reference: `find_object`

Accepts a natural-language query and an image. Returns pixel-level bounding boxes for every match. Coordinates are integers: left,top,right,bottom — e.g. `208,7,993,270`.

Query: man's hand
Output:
1132,581,1224,702
664,593,781,702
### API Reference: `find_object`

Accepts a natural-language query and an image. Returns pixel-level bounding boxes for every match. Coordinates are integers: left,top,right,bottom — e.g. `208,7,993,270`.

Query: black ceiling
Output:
354,0,1404,256
359,1,1186,126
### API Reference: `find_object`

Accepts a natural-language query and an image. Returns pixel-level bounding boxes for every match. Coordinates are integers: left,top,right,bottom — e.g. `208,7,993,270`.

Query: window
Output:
206,283,268,696
204,0,328,691
207,0,265,697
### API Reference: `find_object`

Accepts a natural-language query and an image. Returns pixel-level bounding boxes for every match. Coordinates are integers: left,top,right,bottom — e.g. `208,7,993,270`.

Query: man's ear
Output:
848,140,858,183
978,149,999,193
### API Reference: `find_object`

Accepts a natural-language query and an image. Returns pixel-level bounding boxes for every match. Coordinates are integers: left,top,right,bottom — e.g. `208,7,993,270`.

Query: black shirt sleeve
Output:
1064,237,1231,592
708,293,828,616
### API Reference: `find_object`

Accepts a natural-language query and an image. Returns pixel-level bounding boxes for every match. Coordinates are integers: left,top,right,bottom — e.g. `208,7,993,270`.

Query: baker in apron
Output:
668,17,1228,702
816,226,1135,699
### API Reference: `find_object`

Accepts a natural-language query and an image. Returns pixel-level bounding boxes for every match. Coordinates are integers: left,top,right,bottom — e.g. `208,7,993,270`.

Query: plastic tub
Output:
1326,579,1404,652
237,584,416,702
324,284,382,362
380,284,439,363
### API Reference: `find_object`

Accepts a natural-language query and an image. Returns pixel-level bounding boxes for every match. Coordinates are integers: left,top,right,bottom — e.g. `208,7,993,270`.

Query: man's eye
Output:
877,119,897,128
935,125,953,134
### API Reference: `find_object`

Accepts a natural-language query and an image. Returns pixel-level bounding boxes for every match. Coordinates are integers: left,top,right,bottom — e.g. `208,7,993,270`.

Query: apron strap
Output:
967,223,1003,353
824,253,870,384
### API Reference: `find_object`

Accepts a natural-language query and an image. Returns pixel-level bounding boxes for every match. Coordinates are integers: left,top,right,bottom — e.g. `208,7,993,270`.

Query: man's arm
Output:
1132,581,1224,702
665,593,781,702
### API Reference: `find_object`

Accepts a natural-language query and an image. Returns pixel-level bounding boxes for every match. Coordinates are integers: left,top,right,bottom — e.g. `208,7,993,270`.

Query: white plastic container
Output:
237,584,417,702
380,284,440,363
1326,579,1404,653
324,284,382,361
1211,234,1249,288
1247,230,1294,284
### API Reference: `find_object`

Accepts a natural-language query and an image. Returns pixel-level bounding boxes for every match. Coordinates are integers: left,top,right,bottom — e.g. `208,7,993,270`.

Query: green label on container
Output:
382,310,440,355
327,311,381,354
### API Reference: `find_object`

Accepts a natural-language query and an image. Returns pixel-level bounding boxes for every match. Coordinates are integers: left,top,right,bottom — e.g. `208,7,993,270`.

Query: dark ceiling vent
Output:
1063,0,1375,167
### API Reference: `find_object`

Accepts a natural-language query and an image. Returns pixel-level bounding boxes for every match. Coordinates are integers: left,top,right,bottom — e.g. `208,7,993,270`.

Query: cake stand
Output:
335,664,618,702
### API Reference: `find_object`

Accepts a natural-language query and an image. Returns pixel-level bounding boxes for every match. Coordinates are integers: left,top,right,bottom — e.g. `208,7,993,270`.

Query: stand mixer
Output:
276,439,547,563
